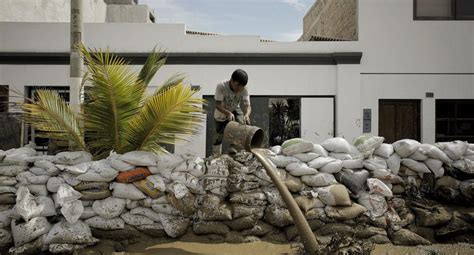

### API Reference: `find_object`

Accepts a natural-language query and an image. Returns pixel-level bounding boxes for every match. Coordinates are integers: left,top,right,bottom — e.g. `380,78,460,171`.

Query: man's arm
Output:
243,103,251,124
216,100,234,121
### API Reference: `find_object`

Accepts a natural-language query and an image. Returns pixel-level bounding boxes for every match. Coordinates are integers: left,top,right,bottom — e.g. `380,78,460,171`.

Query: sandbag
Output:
301,173,337,187
317,184,351,206
119,151,158,166
116,167,151,183
286,162,318,176
0,209,14,228
436,141,468,161
284,174,304,192
294,196,325,212
420,144,452,164
293,152,319,162
281,138,314,155
151,203,183,216
0,194,16,204
61,200,84,224
325,203,367,220
121,211,154,226
0,165,27,177
27,185,48,197
386,153,401,175
33,159,55,170
321,137,351,153
308,157,336,169
14,186,44,222
0,228,12,246
110,183,146,200
62,162,92,175
268,155,300,168
130,207,161,222
342,158,364,169
401,159,431,174
358,193,388,218
372,169,404,184
329,152,352,161
201,176,228,191
320,159,343,174
166,191,196,216
56,184,82,206
155,153,184,171
84,216,125,230
75,160,118,182
74,181,109,192
193,221,230,235
134,179,161,198
146,175,167,191
159,214,190,238
54,151,92,165
80,190,112,201
205,157,230,177
452,158,474,174
374,143,394,159
109,152,135,172
44,220,97,245
262,187,286,207
231,204,265,219
197,203,232,221
229,190,267,206
80,207,97,219
29,166,59,176
367,178,393,197
16,172,49,185
46,177,65,193
354,135,384,153
170,172,199,190
363,156,388,171
393,139,420,158
228,182,260,192
425,159,444,178
312,144,329,157
0,185,16,194
264,205,293,227
11,217,51,247
270,145,282,155
409,148,428,161
0,176,17,186
334,169,369,198
92,197,126,219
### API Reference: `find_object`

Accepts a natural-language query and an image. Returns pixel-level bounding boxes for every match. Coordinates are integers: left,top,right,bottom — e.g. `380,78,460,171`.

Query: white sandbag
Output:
119,151,158,166
110,182,146,200
354,135,384,153
435,141,468,161
0,176,17,186
270,145,282,155
54,151,92,165
130,207,162,222
293,152,319,162
308,157,336,169
14,186,44,222
367,178,393,197
155,153,184,171
29,166,59,176
0,165,27,177
36,196,56,217
80,207,97,219
84,216,125,230
44,220,97,245
33,159,55,170
92,197,126,219
75,160,118,182
0,185,16,194
62,162,92,175
301,173,337,187
393,139,420,158
180,155,205,177
61,200,84,224
316,184,351,206
269,155,300,168
357,193,387,218
56,184,82,206
204,157,230,177
126,199,140,210
3,146,36,166
167,182,189,199
342,158,364,169
169,172,199,190
425,159,444,178
26,184,47,197
16,172,50,185
0,209,14,228
11,217,51,247
46,177,64,193
58,172,81,186
409,148,429,161
281,138,314,155
159,214,190,238
374,143,394,159
151,203,183,216
329,152,352,161
401,159,431,174
285,162,318,176
321,137,351,153
420,144,452,164
386,153,401,175
146,175,166,191
0,228,12,246
108,152,135,172
121,211,154,226
372,169,404,184
363,156,388,171
262,187,286,207
311,144,328,157
452,158,474,174
320,160,343,174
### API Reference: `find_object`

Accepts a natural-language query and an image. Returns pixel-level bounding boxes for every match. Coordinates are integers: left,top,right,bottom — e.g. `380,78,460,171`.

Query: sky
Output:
138,0,316,42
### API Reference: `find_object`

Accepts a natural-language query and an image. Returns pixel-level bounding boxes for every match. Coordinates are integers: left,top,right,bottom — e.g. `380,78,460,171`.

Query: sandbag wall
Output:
0,137,473,254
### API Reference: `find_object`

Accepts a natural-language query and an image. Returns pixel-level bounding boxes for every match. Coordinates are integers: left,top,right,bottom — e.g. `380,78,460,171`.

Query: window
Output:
414,0,474,20
436,100,474,143
0,85,8,112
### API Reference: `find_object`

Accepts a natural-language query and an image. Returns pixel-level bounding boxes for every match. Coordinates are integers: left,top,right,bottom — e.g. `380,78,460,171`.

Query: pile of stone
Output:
0,136,473,254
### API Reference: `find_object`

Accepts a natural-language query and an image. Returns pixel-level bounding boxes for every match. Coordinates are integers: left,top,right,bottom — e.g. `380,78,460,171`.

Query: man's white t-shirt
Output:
214,80,250,122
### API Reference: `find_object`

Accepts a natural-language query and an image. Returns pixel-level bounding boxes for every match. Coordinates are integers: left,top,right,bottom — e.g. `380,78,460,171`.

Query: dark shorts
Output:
214,110,244,145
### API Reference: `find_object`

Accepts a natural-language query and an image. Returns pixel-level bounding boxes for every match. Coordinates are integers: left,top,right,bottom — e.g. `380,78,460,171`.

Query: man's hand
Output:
243,115,251,125
227,112,235,121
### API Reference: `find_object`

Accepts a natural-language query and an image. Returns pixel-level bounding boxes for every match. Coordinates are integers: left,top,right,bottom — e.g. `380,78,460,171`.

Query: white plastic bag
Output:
63,162,93,175
56,184,82,206
61,200,84,224
374,143,394,159
321,137,351,153
110,182,146,200
393,139,420,158
14,186,45,222
435,141,468,161
119,151,158,166
386,153,401,175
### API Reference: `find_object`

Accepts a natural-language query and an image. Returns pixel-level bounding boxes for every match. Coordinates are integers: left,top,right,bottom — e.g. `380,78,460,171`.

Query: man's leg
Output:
213,119,227,156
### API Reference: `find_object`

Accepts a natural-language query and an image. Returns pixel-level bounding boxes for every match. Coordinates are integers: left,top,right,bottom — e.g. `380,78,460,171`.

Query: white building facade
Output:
0,0,473,157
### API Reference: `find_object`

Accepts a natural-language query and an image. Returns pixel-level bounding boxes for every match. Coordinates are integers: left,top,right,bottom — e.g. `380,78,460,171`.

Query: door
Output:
379,100,420,143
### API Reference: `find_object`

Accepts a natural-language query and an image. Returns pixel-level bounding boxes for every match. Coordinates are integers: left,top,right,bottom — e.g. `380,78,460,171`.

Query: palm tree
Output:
22,45,205,159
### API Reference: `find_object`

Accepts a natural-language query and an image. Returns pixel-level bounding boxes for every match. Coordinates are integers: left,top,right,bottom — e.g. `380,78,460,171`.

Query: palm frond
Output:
80,46,144,156
22,90,86,151
154,73,186,95
122,83,205,153
138,47,167,88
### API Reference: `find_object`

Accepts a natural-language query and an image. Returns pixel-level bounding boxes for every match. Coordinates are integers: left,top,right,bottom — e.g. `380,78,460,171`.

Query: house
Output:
0,0,473,157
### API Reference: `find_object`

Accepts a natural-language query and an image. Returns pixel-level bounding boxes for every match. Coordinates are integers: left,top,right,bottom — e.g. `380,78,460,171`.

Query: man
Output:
213,69,251,155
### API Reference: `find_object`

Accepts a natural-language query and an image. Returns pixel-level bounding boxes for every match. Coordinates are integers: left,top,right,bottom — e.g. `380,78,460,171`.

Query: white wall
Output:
301,98,334,144
0,0,107,23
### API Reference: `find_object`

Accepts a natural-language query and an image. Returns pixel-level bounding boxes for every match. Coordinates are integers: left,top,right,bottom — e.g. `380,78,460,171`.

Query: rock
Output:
225,231,244,243
411,205,452,227
91,224,142,241
285,220,325,240
354,224,387,239
435,216,472,239
324,203,367,220
389,229,431,246
317,223,354,237
135,224,167,238
368,234,391,244
264,205,293,228
193,221,230,235
225,214,260,231
241,221,276,236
